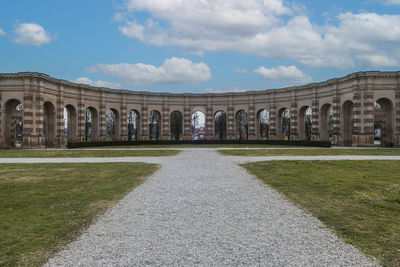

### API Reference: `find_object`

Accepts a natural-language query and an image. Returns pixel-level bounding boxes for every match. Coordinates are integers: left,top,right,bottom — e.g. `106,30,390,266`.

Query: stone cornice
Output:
0,71,399,97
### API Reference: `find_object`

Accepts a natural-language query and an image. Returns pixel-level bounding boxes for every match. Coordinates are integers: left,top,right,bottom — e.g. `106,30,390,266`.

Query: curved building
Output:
0,71,399,148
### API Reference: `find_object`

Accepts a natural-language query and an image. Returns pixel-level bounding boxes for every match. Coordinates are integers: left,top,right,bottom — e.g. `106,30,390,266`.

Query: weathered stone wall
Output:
0,71,399,148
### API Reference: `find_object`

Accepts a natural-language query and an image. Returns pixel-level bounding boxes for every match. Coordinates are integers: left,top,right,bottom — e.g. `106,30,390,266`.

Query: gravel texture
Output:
41,149,381,266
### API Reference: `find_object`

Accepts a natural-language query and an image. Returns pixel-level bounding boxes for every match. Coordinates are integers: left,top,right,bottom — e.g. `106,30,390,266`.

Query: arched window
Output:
149,110,161,140
214,111,227,140
191,111,206,140
170,111,183,140
236,110,248,140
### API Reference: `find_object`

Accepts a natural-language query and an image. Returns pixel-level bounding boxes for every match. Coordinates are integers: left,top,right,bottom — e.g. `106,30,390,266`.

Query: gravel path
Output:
39,149,383,266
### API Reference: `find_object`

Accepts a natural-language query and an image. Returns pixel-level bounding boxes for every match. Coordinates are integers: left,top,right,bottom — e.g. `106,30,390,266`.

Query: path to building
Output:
5,149,395,266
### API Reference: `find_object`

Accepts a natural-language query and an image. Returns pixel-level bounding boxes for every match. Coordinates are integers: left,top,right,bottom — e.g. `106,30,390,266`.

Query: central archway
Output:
278,108,290,140
170,110,183,140
85,107,98,141
236,110,248,140
214,110,227,140
106,109,120,141
257,109,270,140
149,110,161,140
128,110,140,141
191,111,206,140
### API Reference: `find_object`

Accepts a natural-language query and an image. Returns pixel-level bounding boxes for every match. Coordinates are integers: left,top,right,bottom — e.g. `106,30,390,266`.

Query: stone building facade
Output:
0,71,399,148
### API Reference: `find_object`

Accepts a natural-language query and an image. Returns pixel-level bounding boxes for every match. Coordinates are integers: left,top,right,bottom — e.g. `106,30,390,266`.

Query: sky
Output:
0,0,400,93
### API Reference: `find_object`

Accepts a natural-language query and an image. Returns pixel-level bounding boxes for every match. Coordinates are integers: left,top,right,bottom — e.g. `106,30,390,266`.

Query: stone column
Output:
311,98,320,141
162,95,170,140
331,86,341,145
247,93,256,140
0,93,3,147
120,109,127,140
56,85,65,146
140,95,148,140
290,101,298,140
206,96,214,140
22,79,36,148
227,95,235,140
183,95,191,140
35,92,45,147
395,75,400,146
99,92,107,141
77,88,86,142
362,86,375,146
269,102,277,140
351,80,362,146
119,94,128,141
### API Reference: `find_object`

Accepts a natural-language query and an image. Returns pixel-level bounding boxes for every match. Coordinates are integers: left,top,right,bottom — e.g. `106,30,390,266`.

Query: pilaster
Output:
247,93,256,140
269,94,277,140
77,89,86,142
56,85,65,146
331,84,341,145
0,93,2,147
395,74,400,146
205,96,213,140
183,95,191,140
311,97,320,141
227,95,235,140
99,92,107,141
140,95,148,140
120,94,128,141
290,102,298,140
162,95,170,140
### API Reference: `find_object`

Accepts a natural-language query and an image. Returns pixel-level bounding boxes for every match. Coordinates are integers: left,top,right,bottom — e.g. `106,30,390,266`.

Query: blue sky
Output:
0,0,399,93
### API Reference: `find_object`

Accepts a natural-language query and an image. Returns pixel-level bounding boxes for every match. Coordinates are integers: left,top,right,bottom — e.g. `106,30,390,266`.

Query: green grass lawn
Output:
0,163,159,266
242,160,400,266
0,149,180,158
219,148,400,156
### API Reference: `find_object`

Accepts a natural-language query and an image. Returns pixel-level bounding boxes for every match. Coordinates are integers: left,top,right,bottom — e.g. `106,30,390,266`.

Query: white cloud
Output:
204,84,247,93
254,66,312,84
87,57,211,86
0,28,5,36
234,67,248,73
73,77,122,89
384,0,400,5
12,23,55,46
117,0,400,68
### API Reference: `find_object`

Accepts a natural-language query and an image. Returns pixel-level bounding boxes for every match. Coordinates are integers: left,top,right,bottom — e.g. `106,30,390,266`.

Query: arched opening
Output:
299,106,312,140
170,110,183,140
149,110,161,140
257,109,270,140
320,104,334,141
5,99,23,148
342,100,354,146
214,110,227,140
64,105,77,142
236,110,248,140
85,107,98,141
278,108,290,140
43,101,56,147
128,110,140,141
191,111,206,140
106,109,120,140
374,98,393,146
